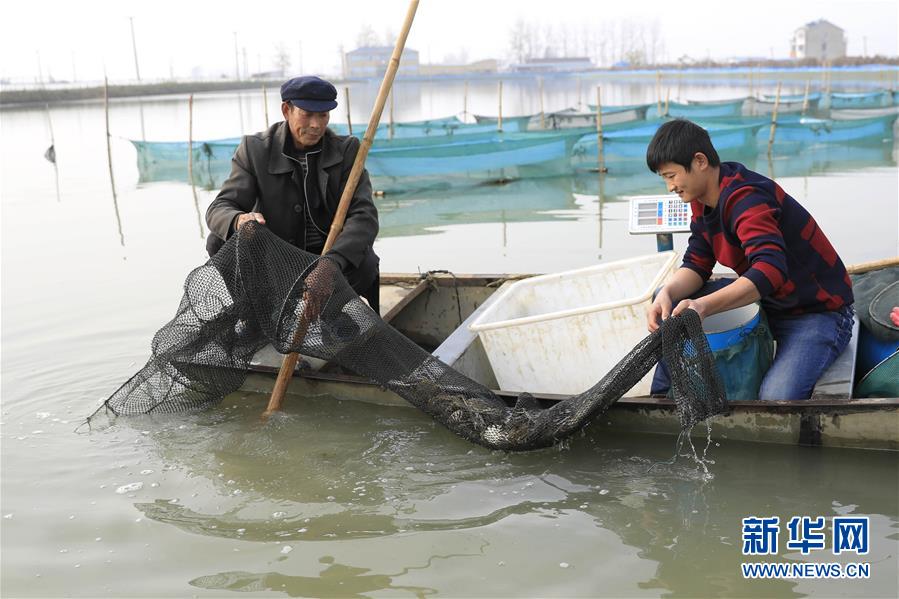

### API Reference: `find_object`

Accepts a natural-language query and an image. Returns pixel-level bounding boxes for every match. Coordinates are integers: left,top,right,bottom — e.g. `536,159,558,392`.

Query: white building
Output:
791,19,846,61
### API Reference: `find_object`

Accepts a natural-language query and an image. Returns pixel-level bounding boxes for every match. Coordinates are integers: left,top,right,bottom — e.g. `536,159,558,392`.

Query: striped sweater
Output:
682,162,853,315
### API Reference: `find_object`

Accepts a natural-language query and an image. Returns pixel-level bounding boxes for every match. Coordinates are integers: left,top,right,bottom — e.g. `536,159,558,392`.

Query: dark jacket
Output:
205,122,379,272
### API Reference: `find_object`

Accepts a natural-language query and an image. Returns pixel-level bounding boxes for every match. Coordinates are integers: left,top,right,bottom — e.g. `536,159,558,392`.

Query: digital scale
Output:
627,195,692,235
627,195,692,252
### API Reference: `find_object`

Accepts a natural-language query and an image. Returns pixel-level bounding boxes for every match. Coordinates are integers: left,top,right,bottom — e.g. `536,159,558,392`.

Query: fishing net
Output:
92,222,727,451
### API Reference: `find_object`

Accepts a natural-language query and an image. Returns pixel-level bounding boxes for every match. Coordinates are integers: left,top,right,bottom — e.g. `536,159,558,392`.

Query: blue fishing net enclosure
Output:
93,222,727,450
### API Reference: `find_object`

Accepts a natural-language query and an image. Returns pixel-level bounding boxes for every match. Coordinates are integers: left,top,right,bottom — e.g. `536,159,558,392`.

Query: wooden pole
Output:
656,71,662,116
576,75,582,109
748,67,754,98
664,88,670,117
596,85,604,173
389,88,395,140
44,103,60,202
539,77,545,129
188,94,203,238
846,256,899,274
767,81,781,156
344,86,353,136
497,80,503,132
265,0,420,417
104,76,124,246
262,85,269,128
462,80,468,121
801,79,811,116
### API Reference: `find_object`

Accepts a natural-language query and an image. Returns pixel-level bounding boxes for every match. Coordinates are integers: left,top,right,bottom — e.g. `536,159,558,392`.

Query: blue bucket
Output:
702,303,773,400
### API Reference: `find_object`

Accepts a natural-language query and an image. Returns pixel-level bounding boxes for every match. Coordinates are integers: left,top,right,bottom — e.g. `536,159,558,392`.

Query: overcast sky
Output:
1,0,896,83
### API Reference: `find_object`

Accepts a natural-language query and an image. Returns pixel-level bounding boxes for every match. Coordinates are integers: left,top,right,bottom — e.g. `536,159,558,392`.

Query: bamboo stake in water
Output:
497,80,503,132
767,82,782,156
665,88,670,117
462,80,468,121
265,0,420,417
539,77,545,129
596,85,604,173
656,71,662,116
389,89,395,140
262,85,269,128
344,87,353,136
43,103,60,201
188,94,203,239
801,79,811,116
103,77,124,246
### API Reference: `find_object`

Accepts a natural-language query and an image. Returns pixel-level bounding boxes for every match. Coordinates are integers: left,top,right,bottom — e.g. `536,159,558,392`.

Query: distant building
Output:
419,59,498,76
344,46,420,78
508,57,594,73
791,19,846,61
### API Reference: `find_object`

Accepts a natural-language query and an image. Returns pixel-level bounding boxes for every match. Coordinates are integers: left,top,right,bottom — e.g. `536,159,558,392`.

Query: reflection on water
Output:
100,393,899,597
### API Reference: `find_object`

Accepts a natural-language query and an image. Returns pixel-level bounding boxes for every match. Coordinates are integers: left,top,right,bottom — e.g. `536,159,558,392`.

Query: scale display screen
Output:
628,195,692,235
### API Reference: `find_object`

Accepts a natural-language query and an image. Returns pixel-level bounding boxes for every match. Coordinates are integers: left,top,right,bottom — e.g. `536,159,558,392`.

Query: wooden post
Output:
539,76,545,129
656,71,662,116
497,80,503,132
767,81,781,156
344,86,353,136
265,0,420,417
462,80,468,120
44,103,60,202
188,94,203,238
664,88,670,117
104,77,124,246
596,85,604,173
389,89,395,140
801,79,811,116
262,85,269,128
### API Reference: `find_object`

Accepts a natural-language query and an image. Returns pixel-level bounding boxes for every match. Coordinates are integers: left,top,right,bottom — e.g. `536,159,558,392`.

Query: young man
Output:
206,75,380,311
645,119,854,400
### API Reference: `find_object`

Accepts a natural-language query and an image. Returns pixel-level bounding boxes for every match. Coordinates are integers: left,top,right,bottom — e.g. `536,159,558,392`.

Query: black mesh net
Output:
93,222,727,450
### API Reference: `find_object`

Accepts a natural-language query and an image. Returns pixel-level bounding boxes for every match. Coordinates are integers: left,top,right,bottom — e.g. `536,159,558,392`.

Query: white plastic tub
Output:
469,252,679,396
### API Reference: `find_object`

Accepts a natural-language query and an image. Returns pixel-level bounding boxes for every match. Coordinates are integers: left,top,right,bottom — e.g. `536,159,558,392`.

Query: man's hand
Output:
672,297,709,321
647,289,673,332
236,212,267,230
302,257,339,322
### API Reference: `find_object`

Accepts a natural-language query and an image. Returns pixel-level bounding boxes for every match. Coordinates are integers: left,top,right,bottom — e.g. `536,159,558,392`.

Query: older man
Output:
206,75,380,311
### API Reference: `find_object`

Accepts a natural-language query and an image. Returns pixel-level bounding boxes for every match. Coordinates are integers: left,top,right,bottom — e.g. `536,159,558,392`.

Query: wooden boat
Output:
745,95,822,115
645,97,747,119
240,270,899,452
474,105,649,131
829,105,899,120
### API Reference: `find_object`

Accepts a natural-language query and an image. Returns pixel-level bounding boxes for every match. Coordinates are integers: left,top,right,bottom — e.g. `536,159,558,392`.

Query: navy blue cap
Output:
280,76,337,112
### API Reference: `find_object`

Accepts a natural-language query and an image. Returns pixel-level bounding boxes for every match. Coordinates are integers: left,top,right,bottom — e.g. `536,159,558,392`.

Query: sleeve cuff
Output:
742,267,775,298
325,251,350,271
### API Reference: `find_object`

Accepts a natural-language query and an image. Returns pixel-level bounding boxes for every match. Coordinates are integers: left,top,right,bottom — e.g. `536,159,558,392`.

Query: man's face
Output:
283,103,330,148
657,155,708,203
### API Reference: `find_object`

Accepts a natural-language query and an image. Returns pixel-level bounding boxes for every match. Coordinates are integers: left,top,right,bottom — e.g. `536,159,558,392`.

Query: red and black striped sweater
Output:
682,162,853,315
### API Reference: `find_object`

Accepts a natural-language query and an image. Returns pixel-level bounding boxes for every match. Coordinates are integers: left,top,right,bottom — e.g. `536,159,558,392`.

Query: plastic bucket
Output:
701,303,773,400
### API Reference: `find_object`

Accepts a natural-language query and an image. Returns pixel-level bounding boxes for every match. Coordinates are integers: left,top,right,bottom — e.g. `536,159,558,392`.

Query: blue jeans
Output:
651,279,855,400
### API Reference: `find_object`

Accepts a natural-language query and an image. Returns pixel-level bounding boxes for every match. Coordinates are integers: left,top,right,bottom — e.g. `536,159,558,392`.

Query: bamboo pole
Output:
265,0,420,417
748,67,754,99
462,80,468,121
656,71,662,116
44,103,60,202
576,75,582,109
846,256,899,274
262,85,269,128
539,77,545,129
103,77,124,246
497,80,503,132
664,88,670,117
344,86,353,136
801,79,811,116
596,85,604,173
188,94,203,238
389,89,395,140
767,82,782,156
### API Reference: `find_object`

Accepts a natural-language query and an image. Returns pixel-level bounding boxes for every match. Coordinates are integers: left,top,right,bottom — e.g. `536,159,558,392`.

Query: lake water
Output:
2,77,898,597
